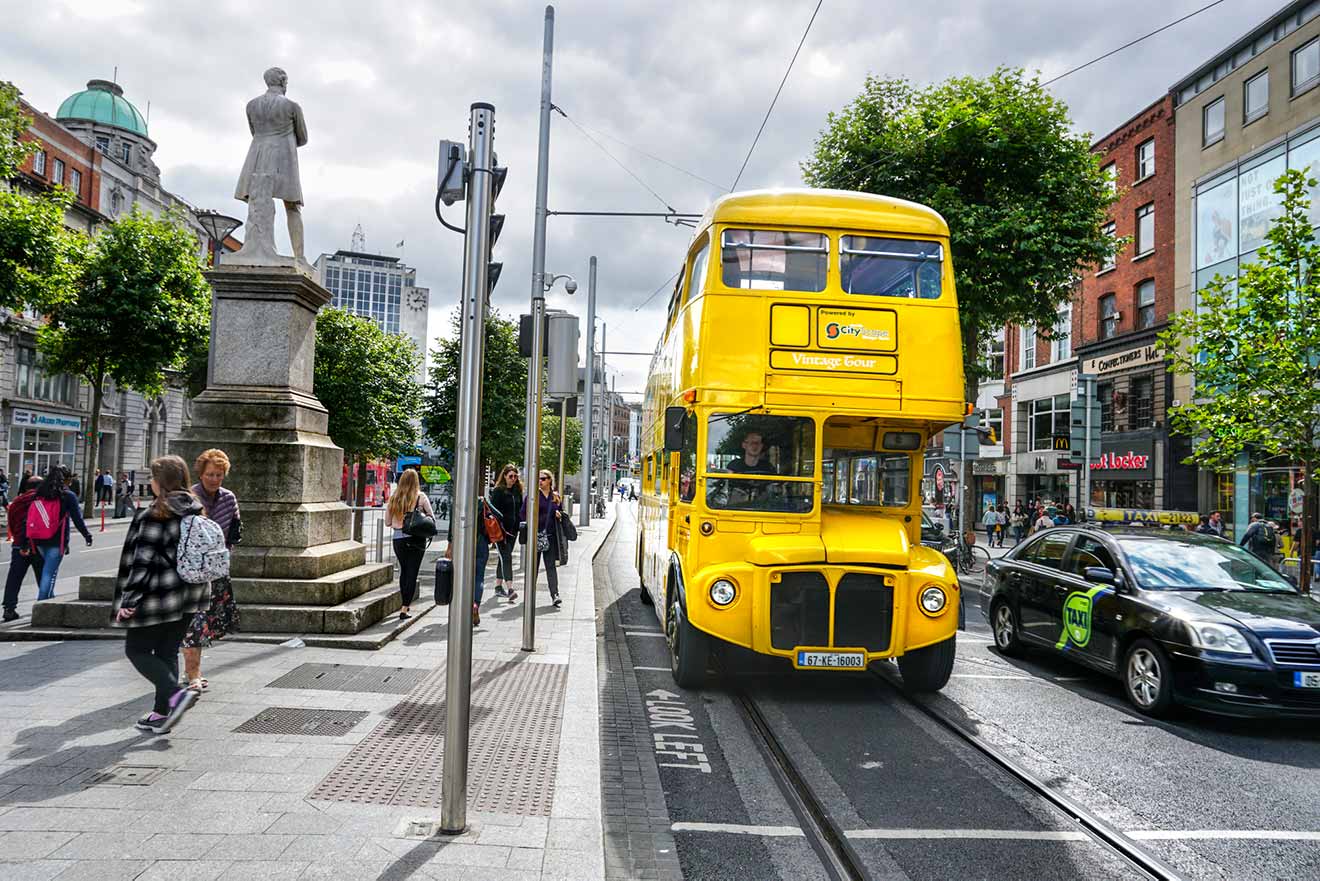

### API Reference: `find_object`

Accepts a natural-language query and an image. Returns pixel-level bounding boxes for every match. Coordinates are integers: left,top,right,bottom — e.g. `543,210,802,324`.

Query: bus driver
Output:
727,432,776,475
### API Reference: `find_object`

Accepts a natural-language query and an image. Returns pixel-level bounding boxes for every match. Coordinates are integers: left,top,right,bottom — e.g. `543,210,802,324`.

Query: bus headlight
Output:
709,579,737,607
919,585,947,615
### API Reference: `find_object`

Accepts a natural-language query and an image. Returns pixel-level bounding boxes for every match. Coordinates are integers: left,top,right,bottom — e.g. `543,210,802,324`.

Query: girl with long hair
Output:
519,469,564,607
386,468,433,620
489,463,523,603
31,466,93,601
112,455,208,735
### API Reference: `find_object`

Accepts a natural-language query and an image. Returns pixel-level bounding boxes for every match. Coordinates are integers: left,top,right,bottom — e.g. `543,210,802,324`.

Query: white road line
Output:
950,674,1036,680
1128,830,1320,841
633,666,671,671
624,631,667,638
1053,677,1089,682
672,822,805,837
845,829,1089,841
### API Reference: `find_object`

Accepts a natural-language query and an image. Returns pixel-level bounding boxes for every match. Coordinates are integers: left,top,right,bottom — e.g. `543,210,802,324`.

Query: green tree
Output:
424,309,528,470
802,68,1119,401
37,206,210,515
313,307,423,511
0,81,80,311
540,415,583,485
1162,169,1320,593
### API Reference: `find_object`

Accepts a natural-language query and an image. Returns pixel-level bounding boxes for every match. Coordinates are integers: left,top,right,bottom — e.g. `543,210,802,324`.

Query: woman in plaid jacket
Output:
111,456,210,735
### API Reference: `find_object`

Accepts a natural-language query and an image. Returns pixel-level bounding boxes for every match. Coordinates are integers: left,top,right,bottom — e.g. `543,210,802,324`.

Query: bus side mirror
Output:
664,407,686,453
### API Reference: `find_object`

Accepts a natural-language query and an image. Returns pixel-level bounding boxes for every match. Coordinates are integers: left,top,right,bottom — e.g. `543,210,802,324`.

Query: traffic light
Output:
486,158,507,296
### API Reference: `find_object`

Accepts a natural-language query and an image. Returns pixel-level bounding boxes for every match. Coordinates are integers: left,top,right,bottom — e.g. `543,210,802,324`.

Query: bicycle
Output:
949,529,991,575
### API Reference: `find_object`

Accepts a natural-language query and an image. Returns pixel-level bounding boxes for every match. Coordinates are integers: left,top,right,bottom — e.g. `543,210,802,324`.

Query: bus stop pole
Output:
579,257,596,528
440,101,496,836
1083,376,1093,516
521,4,554,654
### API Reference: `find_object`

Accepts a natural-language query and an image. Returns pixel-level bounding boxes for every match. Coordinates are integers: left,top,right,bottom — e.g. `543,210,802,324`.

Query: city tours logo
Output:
824,321,890,342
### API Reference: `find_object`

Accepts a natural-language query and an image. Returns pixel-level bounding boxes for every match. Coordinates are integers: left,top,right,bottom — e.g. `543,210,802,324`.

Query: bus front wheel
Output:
897,637,955,693
667,600,707,689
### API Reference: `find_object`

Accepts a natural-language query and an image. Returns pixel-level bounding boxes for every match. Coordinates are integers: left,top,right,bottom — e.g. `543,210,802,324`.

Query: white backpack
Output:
176,514,230,584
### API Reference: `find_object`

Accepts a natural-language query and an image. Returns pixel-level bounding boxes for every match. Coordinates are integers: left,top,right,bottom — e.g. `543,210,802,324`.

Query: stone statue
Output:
230,67,309,269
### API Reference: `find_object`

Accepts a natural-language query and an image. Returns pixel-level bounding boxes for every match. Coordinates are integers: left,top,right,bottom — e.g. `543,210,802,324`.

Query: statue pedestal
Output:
38,266,400,643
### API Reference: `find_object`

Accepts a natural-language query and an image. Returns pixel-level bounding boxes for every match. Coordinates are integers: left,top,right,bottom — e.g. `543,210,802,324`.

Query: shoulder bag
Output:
402,499,438,540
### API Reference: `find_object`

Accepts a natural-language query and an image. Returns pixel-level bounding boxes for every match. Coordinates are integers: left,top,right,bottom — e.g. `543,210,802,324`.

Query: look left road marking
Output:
647,688,711,773
673,822,804,837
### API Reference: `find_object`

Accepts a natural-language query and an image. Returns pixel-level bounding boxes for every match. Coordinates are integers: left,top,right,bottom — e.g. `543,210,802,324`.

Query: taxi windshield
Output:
1118,538,1296,592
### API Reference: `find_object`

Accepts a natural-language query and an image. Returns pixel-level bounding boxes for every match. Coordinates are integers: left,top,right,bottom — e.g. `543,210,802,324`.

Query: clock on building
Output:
407,289,427,311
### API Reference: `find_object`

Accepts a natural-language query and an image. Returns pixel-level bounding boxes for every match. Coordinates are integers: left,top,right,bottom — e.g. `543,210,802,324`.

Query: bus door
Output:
672,410,697,571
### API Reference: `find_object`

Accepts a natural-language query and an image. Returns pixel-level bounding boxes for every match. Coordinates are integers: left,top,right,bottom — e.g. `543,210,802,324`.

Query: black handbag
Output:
560,516,577,542
227,515,243,547
403,506,438,539
434,558,453,605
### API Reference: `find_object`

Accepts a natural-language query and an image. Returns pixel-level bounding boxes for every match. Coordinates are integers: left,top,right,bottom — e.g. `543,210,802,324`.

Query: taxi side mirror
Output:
663,407,686,453
1084,566,1119,586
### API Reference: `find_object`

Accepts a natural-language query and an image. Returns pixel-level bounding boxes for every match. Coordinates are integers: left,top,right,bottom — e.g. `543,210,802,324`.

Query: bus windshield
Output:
721,229,828,292
840,236,942,299
704,413,815,514
823,450,911,507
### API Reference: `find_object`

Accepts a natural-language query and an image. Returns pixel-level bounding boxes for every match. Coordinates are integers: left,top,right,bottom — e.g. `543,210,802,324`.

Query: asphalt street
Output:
601,506,1320,880
0,511,131,620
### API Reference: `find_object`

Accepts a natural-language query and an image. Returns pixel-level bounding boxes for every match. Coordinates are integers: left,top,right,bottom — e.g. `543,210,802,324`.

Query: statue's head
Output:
263,67,288,91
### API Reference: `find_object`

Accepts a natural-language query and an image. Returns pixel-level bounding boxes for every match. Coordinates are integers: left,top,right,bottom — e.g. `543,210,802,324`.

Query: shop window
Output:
1099,382,1115,432
1137,280,1156,329
1131,375,1154,428
1100,293,1118,340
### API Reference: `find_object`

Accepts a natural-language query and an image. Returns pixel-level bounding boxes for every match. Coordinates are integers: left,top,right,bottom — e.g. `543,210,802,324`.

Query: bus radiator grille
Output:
833,574,894,653
770,572,830,650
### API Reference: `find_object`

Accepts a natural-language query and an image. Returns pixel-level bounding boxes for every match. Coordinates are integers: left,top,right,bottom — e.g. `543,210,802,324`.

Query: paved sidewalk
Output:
0,507,616,881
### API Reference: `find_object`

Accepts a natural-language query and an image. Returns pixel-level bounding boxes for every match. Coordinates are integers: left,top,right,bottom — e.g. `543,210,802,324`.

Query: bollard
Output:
375,515,385,564
100,504,106,532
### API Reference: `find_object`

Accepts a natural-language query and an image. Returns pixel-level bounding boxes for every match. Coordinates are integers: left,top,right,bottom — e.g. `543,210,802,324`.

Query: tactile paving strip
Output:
310,658,568,815
266,663,429,695
233,707,369,736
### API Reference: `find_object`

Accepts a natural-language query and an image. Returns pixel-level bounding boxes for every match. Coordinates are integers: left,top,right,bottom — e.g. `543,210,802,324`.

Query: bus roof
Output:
698,189,949,238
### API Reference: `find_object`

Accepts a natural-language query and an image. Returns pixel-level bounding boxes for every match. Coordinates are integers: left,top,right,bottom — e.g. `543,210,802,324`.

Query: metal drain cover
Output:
311,658,567,815
81,765,168,786
233,707,369,736
267,663,429,695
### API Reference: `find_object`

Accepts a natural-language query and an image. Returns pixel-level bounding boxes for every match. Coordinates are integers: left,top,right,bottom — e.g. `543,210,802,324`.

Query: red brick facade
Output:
15,98,103,224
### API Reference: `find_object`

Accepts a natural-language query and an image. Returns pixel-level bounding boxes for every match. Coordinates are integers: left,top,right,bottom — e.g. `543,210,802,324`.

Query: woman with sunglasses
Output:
519,470,564,607
489,463,523,603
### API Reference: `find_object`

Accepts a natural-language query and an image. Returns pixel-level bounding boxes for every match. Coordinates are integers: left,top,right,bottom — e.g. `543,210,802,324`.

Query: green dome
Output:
56,79,148,137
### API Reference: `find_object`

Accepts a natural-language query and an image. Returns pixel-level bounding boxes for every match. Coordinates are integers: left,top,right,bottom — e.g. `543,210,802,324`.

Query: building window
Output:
985,408,1003,446
33,150,46,176
1100,293,1118,340
1021,326,1036,370
15,346,77,406
1131,375,1154,428
1052,303,1071,362
1101,222,1117,272
985,328,1005,379
110,191,123,216
1244,70,1268,124
1030,394,1071,451
95,135,109,154
52,158,65,185
69,169,81,199
1136,280,1156,329
1135,203,1154,256
121,143,131,164
1293,38,1320,95
1203,97,1225,147
1101,162,1117,194
1099,383,1115,432
1136,139,1155,179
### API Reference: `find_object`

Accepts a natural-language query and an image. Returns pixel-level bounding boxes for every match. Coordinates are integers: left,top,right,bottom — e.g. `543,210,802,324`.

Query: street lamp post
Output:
194,209,243,267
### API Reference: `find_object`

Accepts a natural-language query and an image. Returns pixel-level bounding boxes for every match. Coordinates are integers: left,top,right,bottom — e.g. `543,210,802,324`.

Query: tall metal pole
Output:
597,322,607,503
521,4,554,653
556,402,567,501
441,101,496,835
608,373,616,494
1083,376,1093,516
579,256,596,527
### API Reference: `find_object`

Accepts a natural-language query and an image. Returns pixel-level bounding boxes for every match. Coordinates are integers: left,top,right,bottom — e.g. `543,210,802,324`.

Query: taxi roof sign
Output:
1086,507,1198,527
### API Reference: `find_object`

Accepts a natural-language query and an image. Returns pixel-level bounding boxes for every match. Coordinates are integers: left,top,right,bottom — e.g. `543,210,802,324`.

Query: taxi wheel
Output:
991,601,1023,657
668,598,707,689
898,636,956,693
1123,638,1174,717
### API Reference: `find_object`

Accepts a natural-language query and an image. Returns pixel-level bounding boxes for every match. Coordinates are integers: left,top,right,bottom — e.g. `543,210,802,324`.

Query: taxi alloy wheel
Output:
992,601,1022,656
1124,638,1173,717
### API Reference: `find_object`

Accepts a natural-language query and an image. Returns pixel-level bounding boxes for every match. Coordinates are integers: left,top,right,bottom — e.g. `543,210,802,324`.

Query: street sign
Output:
1069,399,1102,460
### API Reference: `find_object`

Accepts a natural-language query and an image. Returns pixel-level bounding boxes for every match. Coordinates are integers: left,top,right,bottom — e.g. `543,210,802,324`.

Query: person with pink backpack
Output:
28,466,93,601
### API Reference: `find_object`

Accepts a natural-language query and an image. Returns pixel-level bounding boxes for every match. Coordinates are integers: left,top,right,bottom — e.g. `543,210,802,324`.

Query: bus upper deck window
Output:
841,236,942,299
721,229,827,292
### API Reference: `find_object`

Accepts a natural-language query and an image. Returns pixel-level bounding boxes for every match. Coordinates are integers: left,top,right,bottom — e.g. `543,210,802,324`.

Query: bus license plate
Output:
797,650,865,670
1294,671,1320,689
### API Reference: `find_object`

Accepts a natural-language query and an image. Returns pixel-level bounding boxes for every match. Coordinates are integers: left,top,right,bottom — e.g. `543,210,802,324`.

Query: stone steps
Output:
78,560,391,606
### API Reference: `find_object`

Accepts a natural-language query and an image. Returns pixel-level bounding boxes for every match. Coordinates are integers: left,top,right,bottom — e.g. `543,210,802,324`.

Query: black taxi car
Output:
979,524,1320,718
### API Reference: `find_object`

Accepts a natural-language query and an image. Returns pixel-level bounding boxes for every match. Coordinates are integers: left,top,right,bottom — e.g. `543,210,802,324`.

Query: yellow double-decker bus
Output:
637,188,965,691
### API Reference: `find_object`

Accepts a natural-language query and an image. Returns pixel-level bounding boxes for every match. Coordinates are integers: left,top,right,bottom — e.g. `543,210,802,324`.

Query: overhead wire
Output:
728,0,824,192
554,109,726,191
554,104,678,213
632,270,681,312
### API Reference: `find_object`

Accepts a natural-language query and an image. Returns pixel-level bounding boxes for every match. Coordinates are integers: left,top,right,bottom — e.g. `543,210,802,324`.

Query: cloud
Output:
2,0,1276,401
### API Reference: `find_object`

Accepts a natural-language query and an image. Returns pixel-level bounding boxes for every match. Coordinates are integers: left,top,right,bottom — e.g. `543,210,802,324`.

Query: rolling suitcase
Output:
434,558,453,606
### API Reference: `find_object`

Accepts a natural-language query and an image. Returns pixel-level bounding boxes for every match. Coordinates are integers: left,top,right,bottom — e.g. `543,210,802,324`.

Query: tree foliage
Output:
1161,169,1320,592
0,80,79,311
37,206,211,513
540,415,583,480
314,306,423,463
801,68,1119,398
424,309,528,470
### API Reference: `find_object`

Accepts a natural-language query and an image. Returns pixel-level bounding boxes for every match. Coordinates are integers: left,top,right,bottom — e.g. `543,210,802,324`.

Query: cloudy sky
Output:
4,0,1275,401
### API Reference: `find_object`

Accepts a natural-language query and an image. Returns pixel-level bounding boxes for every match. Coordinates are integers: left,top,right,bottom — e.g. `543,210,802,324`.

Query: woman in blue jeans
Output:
31,467,93,600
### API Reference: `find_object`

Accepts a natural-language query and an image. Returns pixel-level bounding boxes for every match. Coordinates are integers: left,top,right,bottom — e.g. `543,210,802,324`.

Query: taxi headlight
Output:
1187,621,1252,655
709,579,737,607
919,585,947,615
